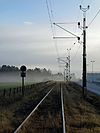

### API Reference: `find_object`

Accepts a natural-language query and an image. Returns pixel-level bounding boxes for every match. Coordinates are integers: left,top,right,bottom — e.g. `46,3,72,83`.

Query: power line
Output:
45,0,59,58
80,0,92,5
46,0,53,35
88,8,100,27
48,0,54,20
71,34,83,61
76,0,84,22
48,0,60,58
54,39,60,58
80,0,84,4
70,38,78,50
68,34,82,63
88,0,93,5
71,43,82,61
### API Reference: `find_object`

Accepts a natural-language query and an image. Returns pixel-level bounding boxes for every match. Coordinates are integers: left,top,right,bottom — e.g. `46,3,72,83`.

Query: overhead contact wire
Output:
46,0,59,58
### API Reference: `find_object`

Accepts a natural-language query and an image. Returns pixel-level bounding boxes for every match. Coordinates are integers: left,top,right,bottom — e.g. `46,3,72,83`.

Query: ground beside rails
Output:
16,83,62,133
0,81,100,133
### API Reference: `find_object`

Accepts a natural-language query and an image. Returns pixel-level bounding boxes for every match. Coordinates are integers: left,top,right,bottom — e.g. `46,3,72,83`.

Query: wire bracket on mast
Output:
53,22,80,42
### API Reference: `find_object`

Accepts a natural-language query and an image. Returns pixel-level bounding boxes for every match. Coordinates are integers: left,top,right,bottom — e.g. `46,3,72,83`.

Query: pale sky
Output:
0,0,100,78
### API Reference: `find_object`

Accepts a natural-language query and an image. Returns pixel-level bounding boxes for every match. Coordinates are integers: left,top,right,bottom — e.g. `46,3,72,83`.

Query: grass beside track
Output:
0,82,35,89
0,81,55,133
64,82,100,133
0,81,100,133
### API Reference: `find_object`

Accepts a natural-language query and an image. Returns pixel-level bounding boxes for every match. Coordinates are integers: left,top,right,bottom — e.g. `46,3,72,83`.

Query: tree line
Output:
0,65,52,75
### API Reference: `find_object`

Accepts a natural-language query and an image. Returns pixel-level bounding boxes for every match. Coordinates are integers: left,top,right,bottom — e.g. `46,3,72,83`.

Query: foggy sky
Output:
0,0,100,78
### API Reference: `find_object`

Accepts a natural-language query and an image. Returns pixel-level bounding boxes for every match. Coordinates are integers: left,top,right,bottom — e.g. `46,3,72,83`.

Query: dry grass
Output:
0,81,100,133
0,81,54,133
64,82,100,133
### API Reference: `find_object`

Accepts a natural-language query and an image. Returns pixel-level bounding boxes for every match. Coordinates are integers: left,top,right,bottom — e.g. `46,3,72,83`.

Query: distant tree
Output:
11,66,19,71
47,69,52,75
57,72,63,76
27,69,34,72
33,67,41,74
41,68,51,75
1,65,7,71
27,67,52,75
0,65,52,75
0,65,19,72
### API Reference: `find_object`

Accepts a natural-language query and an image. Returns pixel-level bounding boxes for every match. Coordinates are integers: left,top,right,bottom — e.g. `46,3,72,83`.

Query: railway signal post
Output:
20,65,27,96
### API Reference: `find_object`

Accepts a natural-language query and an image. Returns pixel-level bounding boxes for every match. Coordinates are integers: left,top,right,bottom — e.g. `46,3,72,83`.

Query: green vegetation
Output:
0,82,35,90
0,82,21,89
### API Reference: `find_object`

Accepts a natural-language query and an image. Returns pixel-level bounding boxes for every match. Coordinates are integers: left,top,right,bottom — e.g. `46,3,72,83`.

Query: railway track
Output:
1,81,99,132
14,87,54,133
0,81,56,133
14,83,66,133
61,84,66,133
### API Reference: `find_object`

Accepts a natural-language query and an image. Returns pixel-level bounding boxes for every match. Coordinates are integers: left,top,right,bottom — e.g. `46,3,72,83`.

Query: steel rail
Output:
14,87,54,133
61,84,66,133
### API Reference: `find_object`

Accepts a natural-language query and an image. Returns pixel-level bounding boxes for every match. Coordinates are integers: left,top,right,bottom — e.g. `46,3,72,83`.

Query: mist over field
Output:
0,71,64,83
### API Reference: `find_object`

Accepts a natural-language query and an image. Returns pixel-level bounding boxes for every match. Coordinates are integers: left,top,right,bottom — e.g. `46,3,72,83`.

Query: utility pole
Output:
65,62,68,82
78,5,90,98
58,58,68,82
91,60,95,82
67,48,71,81
64,68,66,81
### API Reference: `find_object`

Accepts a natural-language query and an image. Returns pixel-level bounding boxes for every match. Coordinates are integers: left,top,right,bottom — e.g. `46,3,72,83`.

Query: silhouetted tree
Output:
33,67,41,74
0,65,19,72
0,65,52,75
